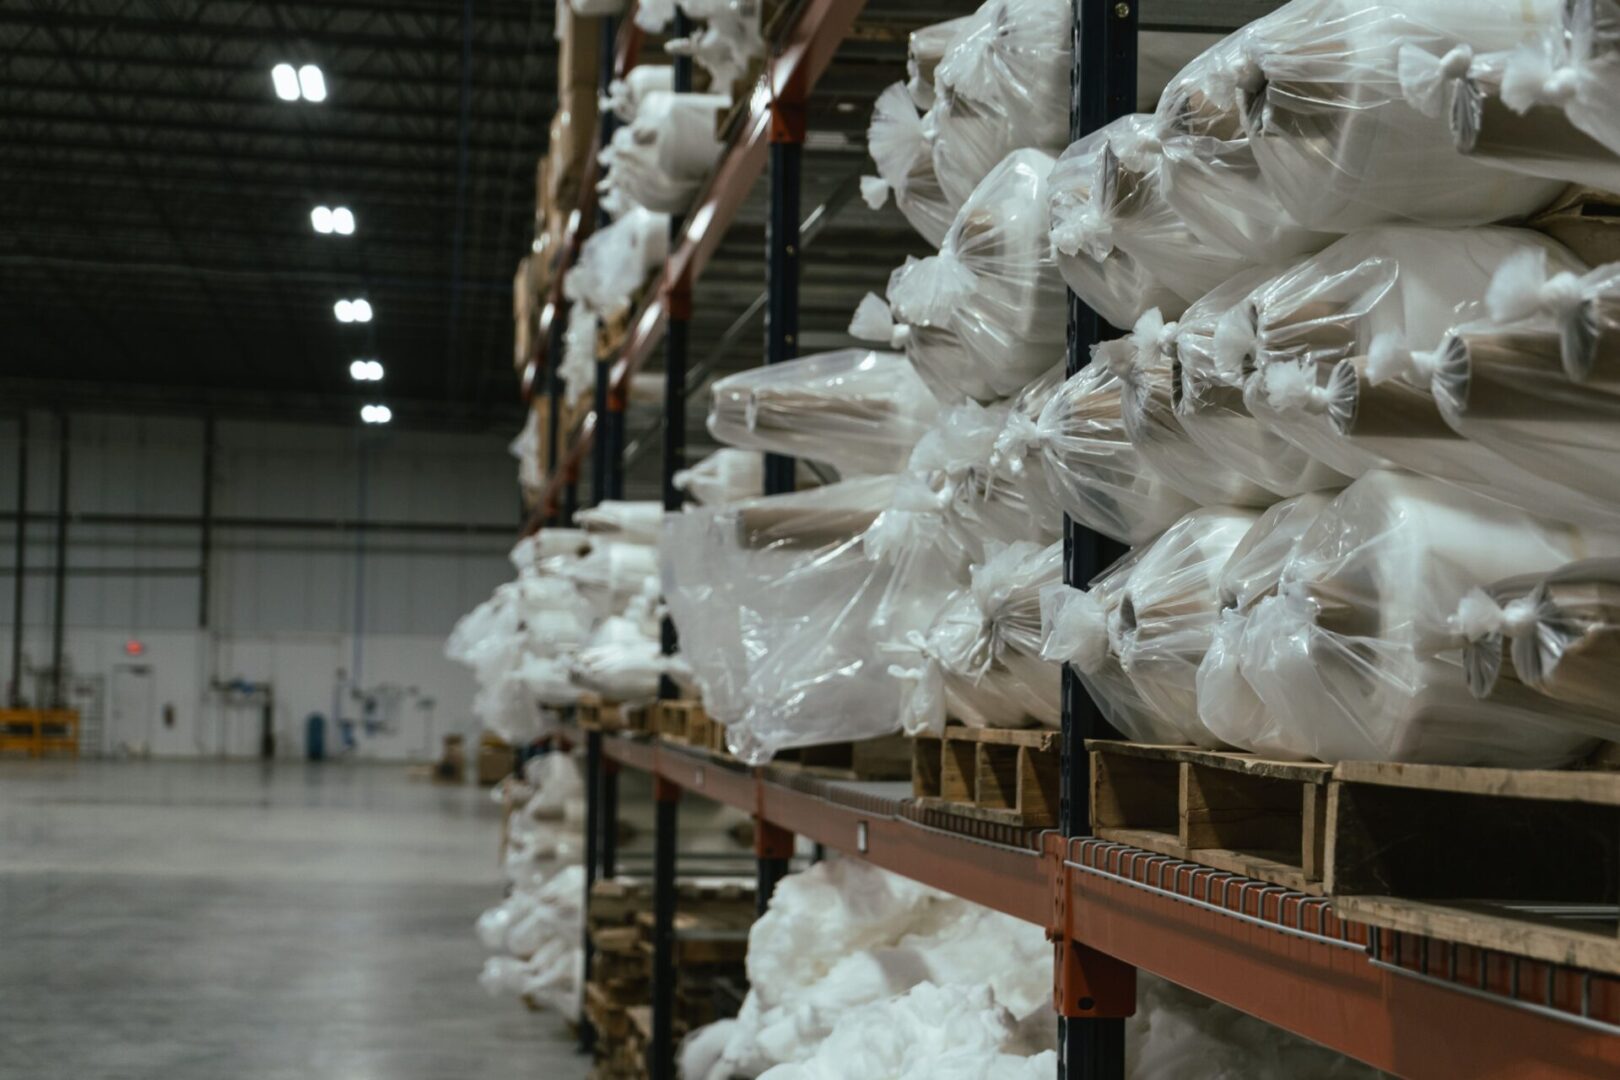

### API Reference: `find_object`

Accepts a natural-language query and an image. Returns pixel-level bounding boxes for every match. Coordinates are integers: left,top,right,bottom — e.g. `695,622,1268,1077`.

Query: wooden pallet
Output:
770,734,912,782
576,694,653,735
911,725,1061,828
1328,760,1620,974
652,698,720,752
1087,740,1334,894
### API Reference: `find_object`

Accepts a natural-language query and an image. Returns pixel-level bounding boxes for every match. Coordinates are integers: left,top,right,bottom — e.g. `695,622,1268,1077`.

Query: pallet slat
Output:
913,725,1062,828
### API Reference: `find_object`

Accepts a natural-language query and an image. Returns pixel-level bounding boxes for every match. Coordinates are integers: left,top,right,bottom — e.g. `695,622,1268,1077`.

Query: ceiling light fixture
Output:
311,206,335,234
297,64,327,103
360,404,392,424
349,359,384,382
334,298,372,323
271,63,300,101
331,207,355,235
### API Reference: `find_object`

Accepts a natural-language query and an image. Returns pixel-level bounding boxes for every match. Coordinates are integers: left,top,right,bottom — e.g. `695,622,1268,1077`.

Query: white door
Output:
109,665,155,755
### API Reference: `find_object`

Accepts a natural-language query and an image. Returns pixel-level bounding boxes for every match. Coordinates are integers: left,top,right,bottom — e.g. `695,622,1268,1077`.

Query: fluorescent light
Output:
311,205,334,234
271,63,300,101
298,64,327,103
331,207,355,235
361,404,392,424
365,360,384,381
349,360,369,381
350,359,384,382
351,298,372,322
334,299,354,323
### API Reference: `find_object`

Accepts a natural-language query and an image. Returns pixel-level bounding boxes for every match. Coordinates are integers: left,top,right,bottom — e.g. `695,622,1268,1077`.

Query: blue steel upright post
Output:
1060,3,1139,1078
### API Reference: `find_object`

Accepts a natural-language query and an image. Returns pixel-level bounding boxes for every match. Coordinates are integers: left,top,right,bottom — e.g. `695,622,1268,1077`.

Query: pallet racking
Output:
527,2,1620,1077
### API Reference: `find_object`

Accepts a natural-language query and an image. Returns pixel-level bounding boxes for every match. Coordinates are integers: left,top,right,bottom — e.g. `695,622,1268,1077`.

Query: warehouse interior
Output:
7,1,1620,1079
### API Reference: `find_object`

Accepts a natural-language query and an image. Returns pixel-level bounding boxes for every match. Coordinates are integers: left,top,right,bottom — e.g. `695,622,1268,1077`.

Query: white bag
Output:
865,84,956,247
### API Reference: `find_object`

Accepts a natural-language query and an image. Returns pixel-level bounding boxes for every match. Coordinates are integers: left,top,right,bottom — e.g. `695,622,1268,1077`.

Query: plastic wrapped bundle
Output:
1484,247,1620,387
1239,0,1565,232
604,64,673,123
1491,0,1620,178
927,0,1071,209
564,206,671,319
955,369,1067,549
575,500,664,545
1195,494,1333,755
1072,114,1255,306
510,528,592,575
558,539,660,617
1040,550,1183,744
1114,507,1263,746
510,410,541,501
1113,312,1279,508
668,3,763,90
865,84,955,247
907,15,974,110
881,149,1067,404
661,508,749,723
559,302,599,407
569,615,680,702
1152,14,1335,263
1238,225,1574,479
1398,42,1620,192
1046,122,1195,331
707,349,940,475
1506,559,1620,723
674,448,819,506
1029,359,1196,545
1240,469,1617,765
600,91,729,213
891,541,1063,736
1172,267,1352,497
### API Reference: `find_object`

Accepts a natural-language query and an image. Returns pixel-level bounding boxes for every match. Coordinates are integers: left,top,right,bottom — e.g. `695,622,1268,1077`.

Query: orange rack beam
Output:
600,732,1620,1079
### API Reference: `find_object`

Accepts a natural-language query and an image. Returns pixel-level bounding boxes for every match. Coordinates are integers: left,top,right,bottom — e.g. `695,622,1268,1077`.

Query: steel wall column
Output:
649,775,681,1080
49,413,69,708
10,411,27,707
578,728,603,1053
600,759,619,878
1060,2,1138,1078
197,414,215,628
762,101,803,496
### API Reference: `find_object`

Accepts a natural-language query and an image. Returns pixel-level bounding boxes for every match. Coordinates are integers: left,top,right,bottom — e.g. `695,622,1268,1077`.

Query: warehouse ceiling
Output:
0,0,554,429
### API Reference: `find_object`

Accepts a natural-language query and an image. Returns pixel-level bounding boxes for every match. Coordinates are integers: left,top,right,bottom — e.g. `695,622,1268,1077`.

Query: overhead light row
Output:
272,62,326,103
272,63,393,424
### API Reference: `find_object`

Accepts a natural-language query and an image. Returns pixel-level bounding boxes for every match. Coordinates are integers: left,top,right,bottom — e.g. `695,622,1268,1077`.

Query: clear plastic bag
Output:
1114,311,1280,508
575,500,665,545
1495,0,1620,174
560,301,600,407
1239,469,1616,764
1153,16,1335,263
667,4,763,90
564,206,671,319
877,149,1067,404
1238,225,1571,479
1046,122,1195,331
1239,0,1565,232
907,15,975,110
674,448,817,506
865,83,955,247
1195,494,1333,755
891,541,1063,735
604,64,673,123
1029,359,1197,545
600,91,729,213
1506,558,1620,724
1422,254,1620,519
1115,507,1263,747
707,349,940,476
927,0,1071,209
1172,266,1352,498
1069,114,1254,306
1039,549,1183,744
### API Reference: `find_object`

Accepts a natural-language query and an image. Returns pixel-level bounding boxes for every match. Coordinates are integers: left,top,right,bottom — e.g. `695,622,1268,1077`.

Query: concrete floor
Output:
0,758,588,1080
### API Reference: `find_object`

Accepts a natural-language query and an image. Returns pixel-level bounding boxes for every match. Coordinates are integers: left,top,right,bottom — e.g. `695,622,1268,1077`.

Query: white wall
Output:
0,411,520,761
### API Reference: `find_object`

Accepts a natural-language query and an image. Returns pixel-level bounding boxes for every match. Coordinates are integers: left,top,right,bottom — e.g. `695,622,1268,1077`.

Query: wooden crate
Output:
770,733,913,781
577,694,653,735
912,726,1061,828
1328,760,1620,974
1088,740,1334,894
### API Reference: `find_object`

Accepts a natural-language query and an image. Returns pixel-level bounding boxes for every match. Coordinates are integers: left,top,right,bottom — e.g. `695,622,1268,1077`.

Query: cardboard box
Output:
435,734,466,784
556,6,603,96
477,734,513,786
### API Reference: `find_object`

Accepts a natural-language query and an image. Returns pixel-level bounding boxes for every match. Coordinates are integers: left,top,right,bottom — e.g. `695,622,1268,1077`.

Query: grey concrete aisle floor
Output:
0,758,588,1080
